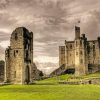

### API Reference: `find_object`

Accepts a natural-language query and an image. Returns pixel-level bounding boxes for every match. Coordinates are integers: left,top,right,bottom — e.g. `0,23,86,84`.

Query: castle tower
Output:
5,27,34,84
59,46,65,67
75,26,80,39
74,26,88,75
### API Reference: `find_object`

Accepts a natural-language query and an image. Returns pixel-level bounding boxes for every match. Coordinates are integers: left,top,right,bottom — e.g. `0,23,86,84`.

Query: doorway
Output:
25,65,30,84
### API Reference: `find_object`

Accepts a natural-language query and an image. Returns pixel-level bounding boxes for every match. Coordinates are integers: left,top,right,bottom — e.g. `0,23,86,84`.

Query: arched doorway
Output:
64,68,75,74
25,65,30,84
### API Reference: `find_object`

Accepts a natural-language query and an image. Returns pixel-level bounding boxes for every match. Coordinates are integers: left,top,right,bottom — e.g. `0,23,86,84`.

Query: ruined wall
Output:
5,27,35,84
5,28,25,84
30,63,43,80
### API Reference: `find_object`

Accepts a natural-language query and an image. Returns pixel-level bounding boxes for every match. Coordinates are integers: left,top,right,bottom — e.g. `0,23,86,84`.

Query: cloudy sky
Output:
0,0,100,74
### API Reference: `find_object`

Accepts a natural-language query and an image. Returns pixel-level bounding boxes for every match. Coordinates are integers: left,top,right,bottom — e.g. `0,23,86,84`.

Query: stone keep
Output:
59,26,100,75
5,27,34,84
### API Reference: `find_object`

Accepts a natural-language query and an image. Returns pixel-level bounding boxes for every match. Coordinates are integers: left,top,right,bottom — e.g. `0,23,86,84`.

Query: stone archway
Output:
25,65,30,84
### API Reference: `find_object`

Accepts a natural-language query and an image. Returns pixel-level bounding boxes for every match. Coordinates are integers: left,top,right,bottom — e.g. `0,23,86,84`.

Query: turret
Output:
75,26,80,39
98,37,100,48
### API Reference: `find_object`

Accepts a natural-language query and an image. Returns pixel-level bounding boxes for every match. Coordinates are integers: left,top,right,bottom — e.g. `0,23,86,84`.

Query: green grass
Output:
80,73,100,79
36,74,73,85
36,73,100,84
0,73,100,100
0,85,100,100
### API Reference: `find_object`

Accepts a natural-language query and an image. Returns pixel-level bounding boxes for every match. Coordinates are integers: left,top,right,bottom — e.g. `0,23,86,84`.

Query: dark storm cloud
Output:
0,0,10,9
81,10,100,39
0,0,100,72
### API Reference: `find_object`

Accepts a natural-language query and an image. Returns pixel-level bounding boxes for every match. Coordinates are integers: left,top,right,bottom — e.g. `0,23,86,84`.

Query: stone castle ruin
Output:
0,26,100,83
5,27,42,84
50,26,100,76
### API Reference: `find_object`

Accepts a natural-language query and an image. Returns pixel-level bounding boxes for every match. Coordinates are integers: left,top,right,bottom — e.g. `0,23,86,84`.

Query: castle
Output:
5,27,41,84
2,26,100,84
59,26,100,75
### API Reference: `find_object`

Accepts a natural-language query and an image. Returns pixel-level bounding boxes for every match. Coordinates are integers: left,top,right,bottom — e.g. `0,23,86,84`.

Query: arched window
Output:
16,50,18,53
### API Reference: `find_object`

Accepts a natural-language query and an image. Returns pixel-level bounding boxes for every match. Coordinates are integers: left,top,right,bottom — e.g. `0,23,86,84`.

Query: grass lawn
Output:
0,85,100,100
0,73,100,100
36,73,100,84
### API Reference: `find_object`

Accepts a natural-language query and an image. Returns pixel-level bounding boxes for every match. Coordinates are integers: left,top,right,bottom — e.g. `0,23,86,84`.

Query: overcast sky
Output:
0,0,100,74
